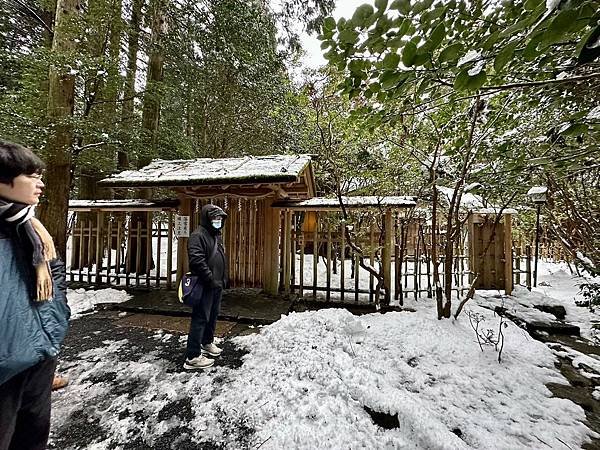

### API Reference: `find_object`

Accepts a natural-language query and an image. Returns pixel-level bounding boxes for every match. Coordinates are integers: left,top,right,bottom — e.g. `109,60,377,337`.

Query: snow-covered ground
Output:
67,287,132,319
52,261,599,449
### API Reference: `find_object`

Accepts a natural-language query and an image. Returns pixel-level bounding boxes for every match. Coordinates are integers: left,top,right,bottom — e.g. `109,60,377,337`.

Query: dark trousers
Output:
186,286,222,359
0,357,57,450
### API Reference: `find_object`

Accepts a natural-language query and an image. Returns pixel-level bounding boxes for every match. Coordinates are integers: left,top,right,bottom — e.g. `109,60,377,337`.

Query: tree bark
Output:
38,0,81,258
128,0,166,273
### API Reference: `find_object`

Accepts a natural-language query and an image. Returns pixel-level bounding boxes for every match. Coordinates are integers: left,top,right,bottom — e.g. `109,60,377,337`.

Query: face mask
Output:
211,219,223,229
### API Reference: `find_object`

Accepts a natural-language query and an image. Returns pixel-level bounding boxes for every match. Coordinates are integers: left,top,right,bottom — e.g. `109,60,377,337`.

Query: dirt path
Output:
49,311,255,450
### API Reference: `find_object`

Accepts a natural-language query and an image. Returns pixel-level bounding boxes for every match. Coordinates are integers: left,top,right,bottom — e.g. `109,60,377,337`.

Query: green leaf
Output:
380,71,403,89
339,29,359,45
402,41,418,66
548,8,579,35
524,0,543,11
352,4,375,27
388,35,405,48
423,22,445,52
413,52,430,66
390,0,411,15
439,42,463,63
383,52,401,69
467,71,487,90
375,0,389,11
398,18,412,36
561,123,589,136
413,0,434,14
323,17,336,32
523,32,544,60
454,69,470,91
428,6,447,21
494,40,519,73
320,40,333,50
481,31,500,51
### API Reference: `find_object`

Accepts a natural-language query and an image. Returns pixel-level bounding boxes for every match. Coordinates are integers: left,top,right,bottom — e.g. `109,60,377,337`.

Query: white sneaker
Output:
183,355,214,370
201,343,222,357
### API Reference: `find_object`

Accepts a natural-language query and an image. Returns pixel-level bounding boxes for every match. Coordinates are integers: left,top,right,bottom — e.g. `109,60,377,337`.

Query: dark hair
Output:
0,139,45,184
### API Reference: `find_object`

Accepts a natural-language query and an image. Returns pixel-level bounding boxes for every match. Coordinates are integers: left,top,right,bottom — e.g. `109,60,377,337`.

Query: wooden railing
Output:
67,210,177,289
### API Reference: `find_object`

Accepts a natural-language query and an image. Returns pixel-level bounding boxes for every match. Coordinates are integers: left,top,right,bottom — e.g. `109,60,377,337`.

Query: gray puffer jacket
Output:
0,223,70,385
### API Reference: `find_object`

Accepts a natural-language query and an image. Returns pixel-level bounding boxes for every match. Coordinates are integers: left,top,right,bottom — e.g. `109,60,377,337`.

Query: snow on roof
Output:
273,196,417,209
437,186,486,209
68,199,179,211
527,186,548,196
472,207,518,215
99,155,312,188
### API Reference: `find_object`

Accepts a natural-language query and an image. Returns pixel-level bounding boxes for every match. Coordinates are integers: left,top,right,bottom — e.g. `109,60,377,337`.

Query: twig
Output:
255,436,272,449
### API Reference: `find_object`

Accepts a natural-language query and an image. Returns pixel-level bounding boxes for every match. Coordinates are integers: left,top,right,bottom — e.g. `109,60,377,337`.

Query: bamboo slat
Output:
167,212,173,289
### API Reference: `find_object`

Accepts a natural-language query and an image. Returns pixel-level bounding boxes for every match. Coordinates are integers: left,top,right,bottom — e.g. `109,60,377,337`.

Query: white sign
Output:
174,215,190,238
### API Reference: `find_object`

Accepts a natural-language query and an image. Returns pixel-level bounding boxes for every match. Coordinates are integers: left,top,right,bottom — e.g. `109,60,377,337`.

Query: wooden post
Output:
283,209,292,294
369,222,375,303
78,219,84,282
340,221,345,303
299,227,305,297
467,214,475,286
177,196,192,288
106,218,113,284
515,245,521,285
145,211,152,287
116,220,122,285
525,244,532,291
383,209,393,304
262,199,280,295
135,221,142,287
166,212,173,289
313,212,319,298
326,225,332,302
87,220,93,284
155,220,161,286
95,211,103,284
125,218,132,286
504,214,513,295
69,211,77,282
354,253,360,303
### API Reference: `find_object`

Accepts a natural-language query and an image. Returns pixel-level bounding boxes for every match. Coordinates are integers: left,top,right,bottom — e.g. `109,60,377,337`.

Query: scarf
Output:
0,198,57,301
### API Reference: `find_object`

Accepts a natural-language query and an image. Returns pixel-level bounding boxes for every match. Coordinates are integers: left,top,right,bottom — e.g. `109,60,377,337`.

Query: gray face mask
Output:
211,219,223,229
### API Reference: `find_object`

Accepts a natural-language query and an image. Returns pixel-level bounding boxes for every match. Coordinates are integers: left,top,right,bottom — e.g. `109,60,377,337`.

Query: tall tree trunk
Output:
129,0,166,273
119,0,142,169
38,0,81,258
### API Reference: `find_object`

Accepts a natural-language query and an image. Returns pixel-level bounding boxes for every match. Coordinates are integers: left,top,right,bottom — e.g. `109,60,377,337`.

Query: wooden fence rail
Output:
67,210,177,289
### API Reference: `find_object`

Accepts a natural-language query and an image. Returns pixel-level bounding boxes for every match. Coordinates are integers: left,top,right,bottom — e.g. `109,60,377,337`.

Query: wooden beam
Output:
504,214,513,295
383,209,393,303
262,199,280,294
176,195,192,287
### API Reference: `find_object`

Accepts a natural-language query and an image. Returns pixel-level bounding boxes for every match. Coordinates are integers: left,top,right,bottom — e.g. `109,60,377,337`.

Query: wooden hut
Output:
98,154,316,294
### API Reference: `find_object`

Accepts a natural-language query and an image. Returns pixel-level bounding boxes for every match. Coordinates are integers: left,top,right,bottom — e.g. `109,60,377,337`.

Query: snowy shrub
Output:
578,282,600,309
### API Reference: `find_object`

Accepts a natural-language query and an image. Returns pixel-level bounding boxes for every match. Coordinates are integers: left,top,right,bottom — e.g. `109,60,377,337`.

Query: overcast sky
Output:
299,0,373,69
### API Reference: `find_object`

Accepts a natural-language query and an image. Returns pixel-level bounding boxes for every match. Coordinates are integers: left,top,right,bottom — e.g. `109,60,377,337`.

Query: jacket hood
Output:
200,204,227,232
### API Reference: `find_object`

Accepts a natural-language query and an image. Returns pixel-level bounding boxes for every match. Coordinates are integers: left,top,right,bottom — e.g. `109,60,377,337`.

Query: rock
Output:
533,304,567,320
526,321,580,336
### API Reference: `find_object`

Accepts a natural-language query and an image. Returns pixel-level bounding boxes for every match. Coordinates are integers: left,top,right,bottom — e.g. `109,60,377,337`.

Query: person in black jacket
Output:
0,140,70,450
184,204,228,370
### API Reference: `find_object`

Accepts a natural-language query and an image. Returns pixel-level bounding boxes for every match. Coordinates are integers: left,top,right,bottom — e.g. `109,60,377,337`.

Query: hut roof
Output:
99,154,312,188
272,196,417,210
68,199,179,211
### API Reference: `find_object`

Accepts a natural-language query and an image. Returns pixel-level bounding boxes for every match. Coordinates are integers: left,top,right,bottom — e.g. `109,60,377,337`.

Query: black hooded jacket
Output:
187,204,228,288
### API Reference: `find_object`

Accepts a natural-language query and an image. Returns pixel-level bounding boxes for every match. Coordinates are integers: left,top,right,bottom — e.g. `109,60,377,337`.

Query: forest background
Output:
0,0,598,285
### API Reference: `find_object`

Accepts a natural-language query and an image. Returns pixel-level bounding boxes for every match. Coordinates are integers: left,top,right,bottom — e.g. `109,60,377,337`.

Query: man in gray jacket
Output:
184,204,228,370
0,140,70,450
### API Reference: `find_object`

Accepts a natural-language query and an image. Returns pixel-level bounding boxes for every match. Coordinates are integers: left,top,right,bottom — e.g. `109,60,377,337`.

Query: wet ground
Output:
49,311,257,450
